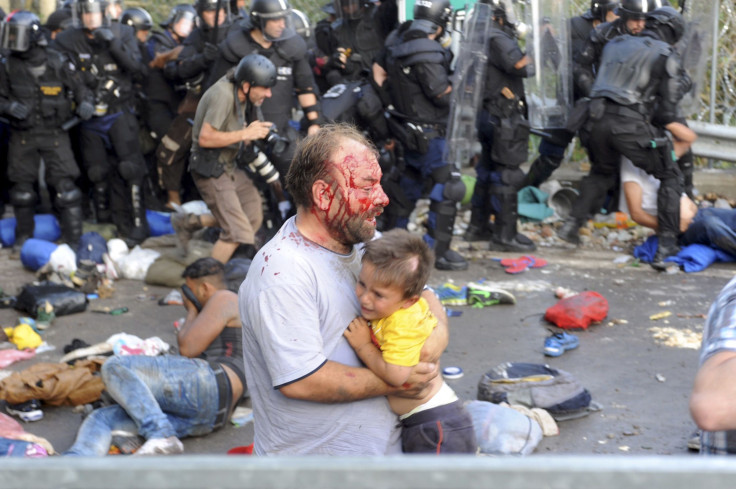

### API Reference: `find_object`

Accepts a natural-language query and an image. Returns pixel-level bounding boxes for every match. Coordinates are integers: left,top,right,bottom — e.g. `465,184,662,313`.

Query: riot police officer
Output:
379,0,467,271
188,54,277,264
53,0,150,245
318,0,397,88
465,1,536,252
558,6,690,270
570,1,620,98
120,7,152,45
145,4,196,209
0,11,95,251
206,0,323,181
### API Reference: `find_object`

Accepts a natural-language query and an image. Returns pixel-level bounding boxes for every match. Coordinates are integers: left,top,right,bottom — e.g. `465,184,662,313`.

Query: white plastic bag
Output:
465,400,543,455
48,244,77,273
115,246,160,280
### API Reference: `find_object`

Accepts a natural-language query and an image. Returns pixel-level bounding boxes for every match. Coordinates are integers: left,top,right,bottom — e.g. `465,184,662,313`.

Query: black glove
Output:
5,101,29,120
93,27,115,46
77,100,95,120
202,42,219,62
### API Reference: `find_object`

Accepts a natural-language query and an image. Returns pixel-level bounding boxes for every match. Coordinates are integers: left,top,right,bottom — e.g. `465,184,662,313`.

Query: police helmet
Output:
617,0,651,20
196,0,230,16
158,3,197,30
234,53,277,88
45,8,74,32
646,5,685,44
250,0,294,41
121,7,152,32
290,9,311,41
590,1,620,22
73,0,109,30
1,10,48,52
333,0,363,21
413,0,452,29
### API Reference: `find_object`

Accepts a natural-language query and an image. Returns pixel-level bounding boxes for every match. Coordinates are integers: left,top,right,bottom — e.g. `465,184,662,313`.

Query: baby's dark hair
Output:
362,229,434,299
182,257,225,280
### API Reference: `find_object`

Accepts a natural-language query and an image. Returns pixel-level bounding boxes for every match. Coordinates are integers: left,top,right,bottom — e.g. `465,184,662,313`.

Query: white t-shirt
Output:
239,217,401,455
619,158,660,217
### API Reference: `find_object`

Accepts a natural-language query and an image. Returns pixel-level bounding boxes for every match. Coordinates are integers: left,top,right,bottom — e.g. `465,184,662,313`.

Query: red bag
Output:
544,291,608,329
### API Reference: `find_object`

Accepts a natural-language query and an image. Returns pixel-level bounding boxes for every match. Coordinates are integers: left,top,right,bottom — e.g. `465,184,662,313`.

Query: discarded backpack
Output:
477,362,596,421
544,291,608,329
14,282,87,318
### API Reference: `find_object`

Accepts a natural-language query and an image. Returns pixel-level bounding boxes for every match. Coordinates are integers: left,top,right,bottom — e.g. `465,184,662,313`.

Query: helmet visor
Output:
1,22,32,51
257,12,295,42
172,10,196,38
73,1,109,30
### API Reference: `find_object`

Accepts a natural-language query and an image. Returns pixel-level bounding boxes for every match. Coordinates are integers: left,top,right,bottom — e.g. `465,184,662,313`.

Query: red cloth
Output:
544,291,609,329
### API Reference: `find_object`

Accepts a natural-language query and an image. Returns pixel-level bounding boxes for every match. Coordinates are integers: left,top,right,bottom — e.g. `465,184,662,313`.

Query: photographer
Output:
186,54,280,264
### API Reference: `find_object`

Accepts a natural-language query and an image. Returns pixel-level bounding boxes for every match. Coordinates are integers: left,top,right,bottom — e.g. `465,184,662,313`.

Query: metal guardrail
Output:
2,455,736,489
688,120,736,163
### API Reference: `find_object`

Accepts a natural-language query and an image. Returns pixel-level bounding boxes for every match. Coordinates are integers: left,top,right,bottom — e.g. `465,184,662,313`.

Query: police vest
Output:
385,35,450,123
332,5,386,79
2,49,73,131
482,27,528,118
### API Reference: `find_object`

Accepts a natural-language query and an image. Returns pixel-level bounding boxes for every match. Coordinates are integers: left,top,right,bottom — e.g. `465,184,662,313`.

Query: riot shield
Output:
678,0,717,117
443,2,494,168
521,0,572,130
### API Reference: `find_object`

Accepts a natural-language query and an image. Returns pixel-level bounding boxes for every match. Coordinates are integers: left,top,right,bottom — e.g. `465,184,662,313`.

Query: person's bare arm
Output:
419,288,448,363
691,351,736,431
178,290,238,357
344,317,412,387
623,181,658,230
198,120,271,148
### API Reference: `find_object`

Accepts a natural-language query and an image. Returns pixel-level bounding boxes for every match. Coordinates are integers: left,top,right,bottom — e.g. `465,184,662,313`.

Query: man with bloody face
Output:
239,123,448,455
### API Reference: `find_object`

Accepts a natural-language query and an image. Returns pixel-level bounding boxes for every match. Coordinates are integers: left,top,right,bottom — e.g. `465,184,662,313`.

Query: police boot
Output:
125,183,150,247
678,149,695,199
93,182,111,223
488,190,536,252
430,199,468,271
557,216,584,245
651,233,680,272
10,185,37,255
464,181,492,241
59,205,84,251
523,154,562,189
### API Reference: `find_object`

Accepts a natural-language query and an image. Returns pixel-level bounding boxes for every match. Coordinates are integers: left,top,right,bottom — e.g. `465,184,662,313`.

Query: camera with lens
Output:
237,145,280,185
261,127,289,156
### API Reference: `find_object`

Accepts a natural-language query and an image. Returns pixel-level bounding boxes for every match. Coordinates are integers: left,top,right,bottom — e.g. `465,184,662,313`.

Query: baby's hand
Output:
344,317,371,349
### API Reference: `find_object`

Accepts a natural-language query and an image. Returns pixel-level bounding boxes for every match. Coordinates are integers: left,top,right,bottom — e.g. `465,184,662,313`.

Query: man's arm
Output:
178,290,238,357
623,181,658,230
419,288,448,363
691,351,736,431
198,119,272,149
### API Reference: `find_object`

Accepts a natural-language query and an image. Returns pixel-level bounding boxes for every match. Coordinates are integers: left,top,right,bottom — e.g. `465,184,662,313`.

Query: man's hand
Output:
76,100,95,120
241,120,272,143
5,101,29,120
93,27,114,46
344,316,372,351
392,361,439,399
202,42,219,62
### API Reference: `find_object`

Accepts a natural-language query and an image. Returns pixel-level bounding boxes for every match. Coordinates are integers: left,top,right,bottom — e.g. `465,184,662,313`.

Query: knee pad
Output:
55,179,83,209
10,184,37,208
500,167,526,190
87,165,108,183
118,159,146,183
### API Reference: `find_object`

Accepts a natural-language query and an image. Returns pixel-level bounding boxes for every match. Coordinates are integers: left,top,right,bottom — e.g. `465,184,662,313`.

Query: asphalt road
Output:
1,238,733,457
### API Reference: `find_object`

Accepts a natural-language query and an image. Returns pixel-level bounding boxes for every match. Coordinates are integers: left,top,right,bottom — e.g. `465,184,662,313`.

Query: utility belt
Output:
601,100,647,119
210,362,232,431
387,112,445,154
415,123,446,140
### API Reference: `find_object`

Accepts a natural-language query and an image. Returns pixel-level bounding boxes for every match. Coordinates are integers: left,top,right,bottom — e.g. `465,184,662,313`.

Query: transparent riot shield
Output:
521,0,572,129
678,0,718,117
443,2,494,168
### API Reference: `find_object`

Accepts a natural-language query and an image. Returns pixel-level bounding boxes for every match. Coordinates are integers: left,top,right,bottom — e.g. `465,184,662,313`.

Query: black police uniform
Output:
53,22,150,244
469,19,536,252
380,21,466,270
573,18,629,99
569,10,597,100
0,46,93,249
565,32,689,260
206,21,317,179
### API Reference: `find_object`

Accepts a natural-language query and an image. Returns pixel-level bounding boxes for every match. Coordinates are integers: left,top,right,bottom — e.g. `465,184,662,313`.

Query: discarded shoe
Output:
543,331,579,357
111,430,145,455
6,399,44,422
687,429,701,452
467,282,516,307
498,255,549,274
135,436,184,456
435,283,468,306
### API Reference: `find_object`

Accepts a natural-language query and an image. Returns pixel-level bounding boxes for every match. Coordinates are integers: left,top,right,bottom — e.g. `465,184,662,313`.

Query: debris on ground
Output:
649,326,702,350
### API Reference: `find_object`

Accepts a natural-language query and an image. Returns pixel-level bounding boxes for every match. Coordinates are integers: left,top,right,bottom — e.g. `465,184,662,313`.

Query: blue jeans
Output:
65,355,220,456
680,208,736,257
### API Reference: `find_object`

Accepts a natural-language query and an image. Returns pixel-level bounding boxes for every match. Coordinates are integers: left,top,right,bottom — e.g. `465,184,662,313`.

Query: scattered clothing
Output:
634,235,735,273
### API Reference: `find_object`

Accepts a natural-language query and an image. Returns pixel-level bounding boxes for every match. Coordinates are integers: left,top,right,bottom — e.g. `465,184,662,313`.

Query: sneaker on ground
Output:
467,282,516,307
6,399,44,422
111,430,145,455
135,436,184,456
543,331,580,357
435,283,468,306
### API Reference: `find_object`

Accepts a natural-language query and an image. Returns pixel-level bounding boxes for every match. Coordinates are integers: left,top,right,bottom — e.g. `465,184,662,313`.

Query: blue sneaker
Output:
544,332,579,357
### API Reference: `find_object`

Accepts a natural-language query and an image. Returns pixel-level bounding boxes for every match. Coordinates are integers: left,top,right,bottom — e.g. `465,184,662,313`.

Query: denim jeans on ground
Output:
680,208,736,257
65,355,219,456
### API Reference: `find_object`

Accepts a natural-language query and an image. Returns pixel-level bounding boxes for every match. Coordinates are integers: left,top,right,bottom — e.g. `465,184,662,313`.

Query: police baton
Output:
61,116,81,131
